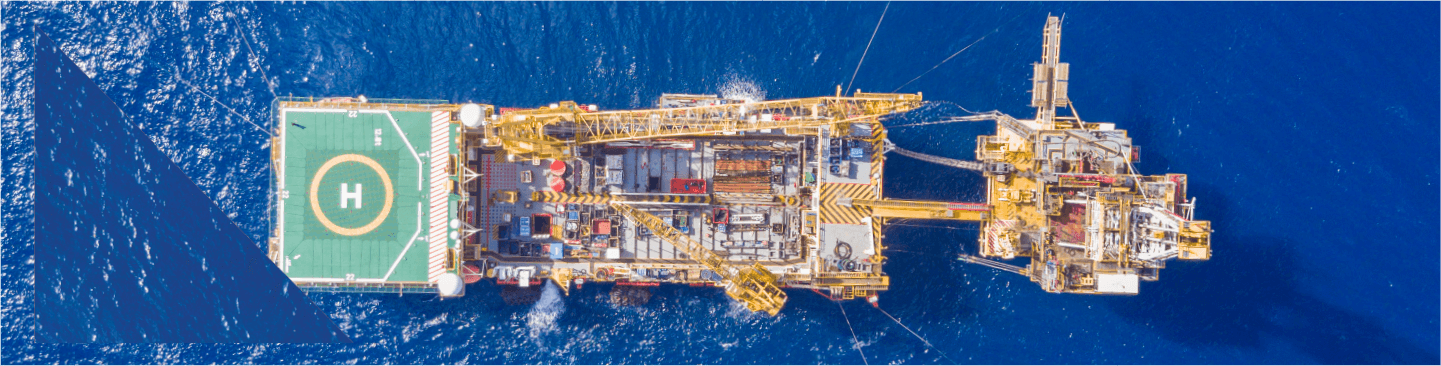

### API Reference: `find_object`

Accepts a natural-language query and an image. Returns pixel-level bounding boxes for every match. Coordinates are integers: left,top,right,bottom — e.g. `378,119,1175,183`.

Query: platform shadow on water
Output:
1105,182,1439,364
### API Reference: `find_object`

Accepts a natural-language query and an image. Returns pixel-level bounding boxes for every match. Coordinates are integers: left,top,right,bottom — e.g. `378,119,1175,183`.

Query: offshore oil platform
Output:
267,16,1211,315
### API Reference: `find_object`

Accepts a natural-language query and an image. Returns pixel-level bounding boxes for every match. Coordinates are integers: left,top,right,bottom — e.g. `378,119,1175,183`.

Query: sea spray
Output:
719,75,765,104
525,280,565,339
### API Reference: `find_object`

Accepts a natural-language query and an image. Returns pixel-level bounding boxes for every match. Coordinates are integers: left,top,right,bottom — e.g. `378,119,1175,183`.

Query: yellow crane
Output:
845,198,990,221
610,202,788,316
480,92,924,161
479,90,937,314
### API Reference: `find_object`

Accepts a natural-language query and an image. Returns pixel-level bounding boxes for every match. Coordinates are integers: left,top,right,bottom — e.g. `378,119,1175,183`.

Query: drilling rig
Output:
267,16,1211,315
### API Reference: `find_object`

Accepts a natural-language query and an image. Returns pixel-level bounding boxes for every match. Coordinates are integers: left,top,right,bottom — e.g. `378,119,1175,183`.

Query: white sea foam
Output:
722,297,764,322
525,280,565,339
719,75,766,104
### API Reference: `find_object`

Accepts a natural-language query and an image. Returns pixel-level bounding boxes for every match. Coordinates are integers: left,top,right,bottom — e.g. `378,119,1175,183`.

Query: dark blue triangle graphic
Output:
32,29,350,343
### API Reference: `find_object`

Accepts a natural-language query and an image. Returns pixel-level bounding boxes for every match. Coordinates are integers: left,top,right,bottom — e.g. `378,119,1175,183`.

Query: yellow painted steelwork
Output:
966,16,1213,295
485,93,923,160
550,268,575,296
264,16,1218,309
849,198,990,221
532,192,714,205
611,202,788,316
1177,221,1212,260
818,183,878,224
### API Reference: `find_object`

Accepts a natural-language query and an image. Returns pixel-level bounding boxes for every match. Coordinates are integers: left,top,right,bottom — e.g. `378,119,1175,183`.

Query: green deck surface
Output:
279,110,435,283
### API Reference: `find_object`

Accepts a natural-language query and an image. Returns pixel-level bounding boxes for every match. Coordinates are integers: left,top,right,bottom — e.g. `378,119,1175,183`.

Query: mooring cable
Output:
889,34,989,93
171,66,273,137
839,302,870,365
890,10,1029,93
230,15,277,99
845,2,890,95
875,306,957,363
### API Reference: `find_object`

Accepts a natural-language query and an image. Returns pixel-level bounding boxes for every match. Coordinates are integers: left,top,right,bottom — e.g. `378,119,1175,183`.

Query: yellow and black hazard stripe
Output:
818,183,877,224
531,192,714,205
871,217,886,253
869,125,886,185
867,122,886,145
615,194,713,205
531,192,612,204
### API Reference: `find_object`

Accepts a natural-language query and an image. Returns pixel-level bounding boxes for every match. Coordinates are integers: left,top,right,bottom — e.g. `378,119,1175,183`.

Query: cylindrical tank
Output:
459,103,485,128
437,272,464,296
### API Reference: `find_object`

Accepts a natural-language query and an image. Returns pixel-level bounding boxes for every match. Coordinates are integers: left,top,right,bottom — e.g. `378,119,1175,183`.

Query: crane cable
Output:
875,306,958,364
838,302,870,365
845,2,890,95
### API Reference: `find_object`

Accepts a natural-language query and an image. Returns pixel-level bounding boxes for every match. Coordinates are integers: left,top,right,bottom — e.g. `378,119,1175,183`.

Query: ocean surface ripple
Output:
3,2,1437,364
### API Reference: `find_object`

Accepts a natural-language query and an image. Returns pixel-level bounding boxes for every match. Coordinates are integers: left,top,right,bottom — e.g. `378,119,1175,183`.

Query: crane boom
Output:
483,92,923,160
610,202,788,316
845,198,991,221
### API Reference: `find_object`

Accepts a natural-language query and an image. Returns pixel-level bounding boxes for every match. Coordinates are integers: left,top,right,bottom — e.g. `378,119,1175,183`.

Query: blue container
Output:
549,243,564,260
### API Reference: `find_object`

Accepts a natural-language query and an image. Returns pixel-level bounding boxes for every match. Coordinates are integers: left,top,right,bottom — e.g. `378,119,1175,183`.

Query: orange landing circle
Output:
308,154,394,236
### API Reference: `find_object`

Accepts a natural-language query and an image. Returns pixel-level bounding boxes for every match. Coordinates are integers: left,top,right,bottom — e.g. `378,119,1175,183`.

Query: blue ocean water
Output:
3,2,1436,364
31,30,347,343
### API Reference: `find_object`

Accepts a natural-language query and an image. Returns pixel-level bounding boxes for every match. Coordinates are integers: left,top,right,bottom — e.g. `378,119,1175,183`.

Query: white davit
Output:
516,267,535,288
